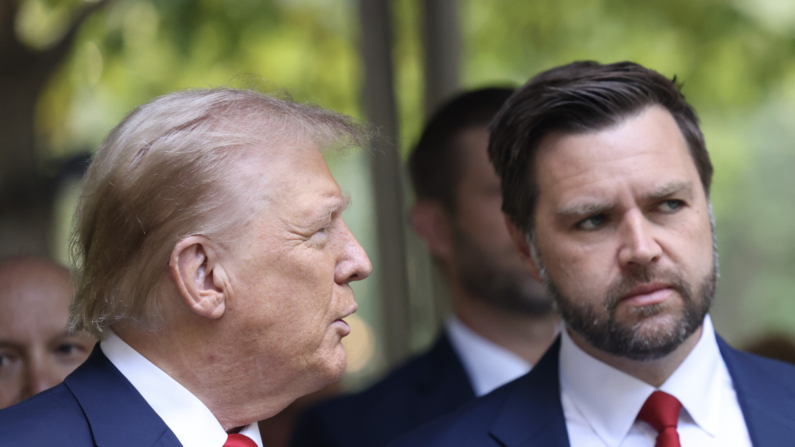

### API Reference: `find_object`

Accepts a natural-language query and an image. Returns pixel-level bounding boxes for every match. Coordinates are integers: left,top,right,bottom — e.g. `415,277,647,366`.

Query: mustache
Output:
603,266,691,313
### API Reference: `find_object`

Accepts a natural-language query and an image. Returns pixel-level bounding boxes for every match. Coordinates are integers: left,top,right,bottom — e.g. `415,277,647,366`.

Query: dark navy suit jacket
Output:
389,336,795,447
0,345,182,447
290,333,476,447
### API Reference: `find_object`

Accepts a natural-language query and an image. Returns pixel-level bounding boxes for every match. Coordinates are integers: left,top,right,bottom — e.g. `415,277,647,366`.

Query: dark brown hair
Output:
488,61,712,235
409,87,514,212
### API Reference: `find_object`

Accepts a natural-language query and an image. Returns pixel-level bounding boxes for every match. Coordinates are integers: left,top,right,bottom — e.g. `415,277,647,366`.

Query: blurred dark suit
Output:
290,333,475,447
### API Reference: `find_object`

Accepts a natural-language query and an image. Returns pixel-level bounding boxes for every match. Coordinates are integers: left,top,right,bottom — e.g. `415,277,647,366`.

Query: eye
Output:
54,343,83,357
313,224,330,236
658,200,684,213
309,223,332,245
0,352,17,369
576,214,607,230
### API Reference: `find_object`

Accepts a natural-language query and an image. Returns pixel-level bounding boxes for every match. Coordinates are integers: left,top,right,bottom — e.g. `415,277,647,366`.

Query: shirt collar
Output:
659,315,723,436
445,316,532,397
559,315,723,447
101,332,263,447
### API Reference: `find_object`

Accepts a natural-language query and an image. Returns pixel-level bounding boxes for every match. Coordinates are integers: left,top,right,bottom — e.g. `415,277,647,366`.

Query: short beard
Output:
529,207,719,361
451,226,552,317
548,263,715,360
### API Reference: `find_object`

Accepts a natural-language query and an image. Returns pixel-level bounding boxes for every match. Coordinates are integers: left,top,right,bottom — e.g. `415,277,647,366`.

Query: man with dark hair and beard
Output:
290,88,560,447
391,62,795,447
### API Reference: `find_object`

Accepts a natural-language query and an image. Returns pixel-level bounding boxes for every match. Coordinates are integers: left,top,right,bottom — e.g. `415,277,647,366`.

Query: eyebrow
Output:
556,202,612,220
642,180,693,202
331,194,352,215
555,180,694,221
0,341,22,350
313,195,351,222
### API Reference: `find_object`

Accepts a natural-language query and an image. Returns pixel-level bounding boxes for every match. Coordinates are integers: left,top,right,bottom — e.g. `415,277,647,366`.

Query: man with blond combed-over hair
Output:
0,88,372,447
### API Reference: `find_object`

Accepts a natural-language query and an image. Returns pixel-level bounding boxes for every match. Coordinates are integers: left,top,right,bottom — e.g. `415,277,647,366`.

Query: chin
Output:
310,344,348,390
327,345,348,380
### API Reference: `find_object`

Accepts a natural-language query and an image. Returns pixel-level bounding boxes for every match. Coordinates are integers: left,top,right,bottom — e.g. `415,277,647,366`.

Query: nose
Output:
335,223,373,284
617,210,662,268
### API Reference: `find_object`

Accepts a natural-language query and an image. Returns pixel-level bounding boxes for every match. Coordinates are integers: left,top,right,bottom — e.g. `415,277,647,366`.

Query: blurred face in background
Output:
0,259,96,409
449,127,551,315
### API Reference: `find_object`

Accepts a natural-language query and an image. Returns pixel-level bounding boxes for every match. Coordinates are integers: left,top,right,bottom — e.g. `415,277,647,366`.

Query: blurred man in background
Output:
0,256,95,409
291,88,559,447
0,88,372,447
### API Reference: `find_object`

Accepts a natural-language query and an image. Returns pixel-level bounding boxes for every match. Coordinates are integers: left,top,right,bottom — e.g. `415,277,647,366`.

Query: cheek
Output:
663,210,713,270
0,366,25,408
686,216,715,277
266,274,336,344
541,238,613,297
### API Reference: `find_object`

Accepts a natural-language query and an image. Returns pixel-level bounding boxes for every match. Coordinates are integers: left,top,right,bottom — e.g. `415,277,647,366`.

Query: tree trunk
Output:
0,0,107,258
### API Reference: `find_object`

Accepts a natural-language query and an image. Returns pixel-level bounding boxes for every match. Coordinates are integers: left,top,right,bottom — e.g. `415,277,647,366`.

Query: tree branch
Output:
38,0,112,71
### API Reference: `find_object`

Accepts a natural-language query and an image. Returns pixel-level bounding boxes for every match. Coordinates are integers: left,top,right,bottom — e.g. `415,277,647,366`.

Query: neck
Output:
452,285,559,365
114,324,290,430
568,324,704,387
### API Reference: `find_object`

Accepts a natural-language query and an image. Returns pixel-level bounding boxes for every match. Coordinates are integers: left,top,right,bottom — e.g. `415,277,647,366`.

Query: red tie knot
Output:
637,391,683,447
224,433,258,447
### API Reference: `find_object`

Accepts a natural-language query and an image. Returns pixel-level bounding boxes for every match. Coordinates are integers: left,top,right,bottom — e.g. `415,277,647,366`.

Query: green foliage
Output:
34,0,361,157
21,0,795,354
460,0,795,344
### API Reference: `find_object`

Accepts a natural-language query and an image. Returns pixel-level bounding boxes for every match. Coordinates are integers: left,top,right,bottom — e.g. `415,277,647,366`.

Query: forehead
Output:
238,140,343,215
534,106,701,207
0,267,72,339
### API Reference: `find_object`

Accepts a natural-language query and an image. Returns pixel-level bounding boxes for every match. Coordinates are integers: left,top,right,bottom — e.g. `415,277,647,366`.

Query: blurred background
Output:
3,0,795,391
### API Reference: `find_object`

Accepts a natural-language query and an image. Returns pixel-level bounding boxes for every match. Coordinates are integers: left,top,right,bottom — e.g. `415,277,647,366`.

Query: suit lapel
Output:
64,345,181,447
718,336,795,446
489,337,569,447
409,333,477,424
474,332,795,447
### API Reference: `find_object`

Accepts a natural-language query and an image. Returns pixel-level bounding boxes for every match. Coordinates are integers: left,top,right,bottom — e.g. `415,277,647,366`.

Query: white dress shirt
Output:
101,332,263,447
559,315,752,447
445,316,533,397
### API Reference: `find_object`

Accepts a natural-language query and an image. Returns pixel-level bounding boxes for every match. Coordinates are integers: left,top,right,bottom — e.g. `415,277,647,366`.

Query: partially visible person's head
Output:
0,257,95,409
69,88,372,423
409,88,550,316
489,62,716,360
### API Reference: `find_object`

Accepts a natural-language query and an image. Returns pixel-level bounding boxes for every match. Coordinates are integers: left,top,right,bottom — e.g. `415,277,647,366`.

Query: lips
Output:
333,303,358,335
334,318,351,330
339,302,358,321
620,282,674,307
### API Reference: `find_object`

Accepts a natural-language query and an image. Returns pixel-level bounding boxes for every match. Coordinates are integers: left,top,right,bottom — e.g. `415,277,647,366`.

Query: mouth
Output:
620,282,674,307
333,319,351,336
333,304,358,336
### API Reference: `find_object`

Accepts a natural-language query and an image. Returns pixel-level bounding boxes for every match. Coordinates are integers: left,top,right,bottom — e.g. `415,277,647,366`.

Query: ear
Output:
411,201,453,260
169,235,227,320
505,215,543,282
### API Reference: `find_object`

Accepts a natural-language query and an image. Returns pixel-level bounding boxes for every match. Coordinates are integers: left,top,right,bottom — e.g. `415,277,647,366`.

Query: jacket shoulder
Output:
720,337,795,392
0,383,94,446
387,378,521,447
390,336,567,447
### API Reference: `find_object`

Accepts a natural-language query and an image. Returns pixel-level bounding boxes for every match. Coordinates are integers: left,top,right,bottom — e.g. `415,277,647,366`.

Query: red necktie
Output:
224,434,257,447
637,391,682,447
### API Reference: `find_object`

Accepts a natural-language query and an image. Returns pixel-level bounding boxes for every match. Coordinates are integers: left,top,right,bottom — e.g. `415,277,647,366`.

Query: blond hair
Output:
69,88,365,338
